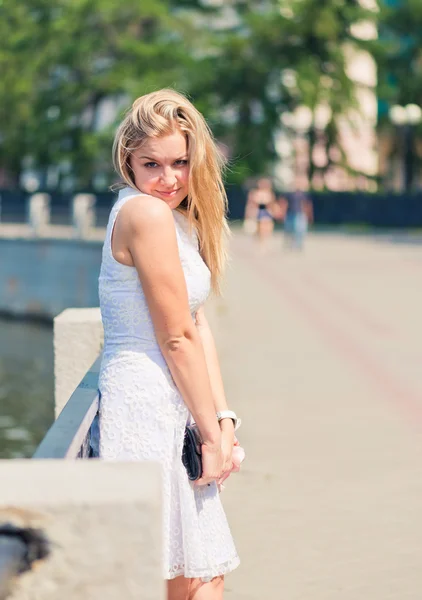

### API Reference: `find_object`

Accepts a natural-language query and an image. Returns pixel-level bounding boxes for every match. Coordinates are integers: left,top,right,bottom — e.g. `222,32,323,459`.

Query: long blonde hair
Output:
112,89,230,294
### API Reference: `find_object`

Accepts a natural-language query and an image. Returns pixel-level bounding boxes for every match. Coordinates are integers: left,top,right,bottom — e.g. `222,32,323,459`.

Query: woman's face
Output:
129,129,190,210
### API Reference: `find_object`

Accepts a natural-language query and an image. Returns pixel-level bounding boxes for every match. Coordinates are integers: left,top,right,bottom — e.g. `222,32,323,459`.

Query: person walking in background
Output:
243,192,258,235
98,89,240,600
246,177,279,252
242,189,258,235
281,187,313,251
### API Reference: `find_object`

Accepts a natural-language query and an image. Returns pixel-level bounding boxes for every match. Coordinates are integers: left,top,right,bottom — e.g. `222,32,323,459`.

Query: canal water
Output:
0,317,54,458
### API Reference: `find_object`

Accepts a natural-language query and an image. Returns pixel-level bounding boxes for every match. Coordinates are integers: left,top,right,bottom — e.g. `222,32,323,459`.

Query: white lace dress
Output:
98,186,240,581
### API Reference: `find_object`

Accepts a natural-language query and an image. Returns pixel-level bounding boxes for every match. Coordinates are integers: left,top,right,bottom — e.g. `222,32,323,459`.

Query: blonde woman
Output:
98,90,240,600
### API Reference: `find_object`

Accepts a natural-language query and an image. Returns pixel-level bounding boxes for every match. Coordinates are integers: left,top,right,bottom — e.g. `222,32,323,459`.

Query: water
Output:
0,318,54,458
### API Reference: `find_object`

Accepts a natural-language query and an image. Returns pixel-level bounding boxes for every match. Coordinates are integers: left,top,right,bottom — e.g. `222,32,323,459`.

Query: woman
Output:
98,89,240,600
246,177,277,249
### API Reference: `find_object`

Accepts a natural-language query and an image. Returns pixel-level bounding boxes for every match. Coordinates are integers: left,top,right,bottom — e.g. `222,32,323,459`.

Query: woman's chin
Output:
145,190,186,210
171,201,184,211
162,195,185,210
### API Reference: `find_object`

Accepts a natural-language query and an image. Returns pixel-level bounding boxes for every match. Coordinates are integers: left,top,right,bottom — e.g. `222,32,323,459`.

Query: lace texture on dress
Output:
98,187,240,580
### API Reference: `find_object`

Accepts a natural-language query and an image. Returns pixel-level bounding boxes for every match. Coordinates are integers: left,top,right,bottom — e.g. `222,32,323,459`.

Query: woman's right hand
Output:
195,441,224,486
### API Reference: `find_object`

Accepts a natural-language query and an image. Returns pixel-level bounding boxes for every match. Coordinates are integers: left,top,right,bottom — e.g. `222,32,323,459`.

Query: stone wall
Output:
0,460,164,600
0,238,102,319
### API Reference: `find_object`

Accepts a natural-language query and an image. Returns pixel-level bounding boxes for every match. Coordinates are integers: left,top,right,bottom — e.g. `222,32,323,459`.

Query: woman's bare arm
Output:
195,307,235,437
195,306,235,475
117,195,221,448
195,307,229,414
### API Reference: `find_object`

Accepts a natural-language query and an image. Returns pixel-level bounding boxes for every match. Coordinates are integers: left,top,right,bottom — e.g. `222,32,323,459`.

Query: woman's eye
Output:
144,162,158,168
175,160,188,166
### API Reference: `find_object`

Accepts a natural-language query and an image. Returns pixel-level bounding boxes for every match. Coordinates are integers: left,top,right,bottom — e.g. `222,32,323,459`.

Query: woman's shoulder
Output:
248,188,257,202
118,193,174,236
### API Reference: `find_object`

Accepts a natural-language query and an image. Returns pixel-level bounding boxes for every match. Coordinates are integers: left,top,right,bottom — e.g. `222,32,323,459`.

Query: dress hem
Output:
165,555,240,581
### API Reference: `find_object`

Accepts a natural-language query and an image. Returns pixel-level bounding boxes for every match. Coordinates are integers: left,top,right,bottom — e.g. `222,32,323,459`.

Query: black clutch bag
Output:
182,423,203,481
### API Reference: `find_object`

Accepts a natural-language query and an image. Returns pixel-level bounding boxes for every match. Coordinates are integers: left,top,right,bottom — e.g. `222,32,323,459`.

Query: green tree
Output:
0,0,379,190
0,1,47,185
377,0,422,113
0,0,187,189
176,0,379,185
376,0,422,187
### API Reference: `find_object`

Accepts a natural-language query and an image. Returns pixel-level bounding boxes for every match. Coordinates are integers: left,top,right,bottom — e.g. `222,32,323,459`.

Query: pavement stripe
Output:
233,236,422,433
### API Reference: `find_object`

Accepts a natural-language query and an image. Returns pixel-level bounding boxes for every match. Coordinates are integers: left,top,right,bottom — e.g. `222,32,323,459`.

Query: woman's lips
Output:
157,189,180,197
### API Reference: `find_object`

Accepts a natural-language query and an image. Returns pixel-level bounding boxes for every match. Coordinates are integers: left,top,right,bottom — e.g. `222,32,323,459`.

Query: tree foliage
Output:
0,0,379,190
183,0,378,183
374,0,422,186
377,0,422,116
0,0,185,188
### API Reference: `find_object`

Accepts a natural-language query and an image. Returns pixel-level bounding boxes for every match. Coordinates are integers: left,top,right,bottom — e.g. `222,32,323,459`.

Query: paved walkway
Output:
207,231,422,600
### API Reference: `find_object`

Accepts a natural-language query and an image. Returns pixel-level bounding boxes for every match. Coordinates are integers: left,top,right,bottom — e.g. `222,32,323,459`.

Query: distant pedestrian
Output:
246,177,278,252
242,189,258,235
282,188,313,250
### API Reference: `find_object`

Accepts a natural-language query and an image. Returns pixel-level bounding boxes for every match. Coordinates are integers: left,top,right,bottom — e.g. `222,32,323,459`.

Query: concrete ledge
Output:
54,308,104,417
0,460,164,600
0,224,106,241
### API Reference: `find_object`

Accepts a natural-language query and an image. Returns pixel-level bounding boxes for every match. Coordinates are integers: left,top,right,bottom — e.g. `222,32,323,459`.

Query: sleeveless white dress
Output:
98,186,240,581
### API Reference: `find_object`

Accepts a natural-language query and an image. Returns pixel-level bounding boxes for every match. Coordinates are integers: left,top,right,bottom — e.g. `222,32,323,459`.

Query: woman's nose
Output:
160,167,177,186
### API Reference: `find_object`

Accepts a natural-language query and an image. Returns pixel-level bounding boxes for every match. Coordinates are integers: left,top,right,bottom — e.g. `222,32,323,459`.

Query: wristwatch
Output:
216,410,241,431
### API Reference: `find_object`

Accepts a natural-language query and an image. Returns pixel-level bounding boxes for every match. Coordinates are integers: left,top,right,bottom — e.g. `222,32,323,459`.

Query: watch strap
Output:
216,410,241,431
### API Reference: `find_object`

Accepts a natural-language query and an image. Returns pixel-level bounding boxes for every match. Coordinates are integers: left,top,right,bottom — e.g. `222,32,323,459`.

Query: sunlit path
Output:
207,230,422,600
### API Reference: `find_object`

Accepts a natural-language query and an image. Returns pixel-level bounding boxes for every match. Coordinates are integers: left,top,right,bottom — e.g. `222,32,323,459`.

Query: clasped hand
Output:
195,427,234,487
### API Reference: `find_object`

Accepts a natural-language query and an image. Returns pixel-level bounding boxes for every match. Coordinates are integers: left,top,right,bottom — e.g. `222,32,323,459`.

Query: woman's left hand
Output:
217,424,246,492
220,419,235,474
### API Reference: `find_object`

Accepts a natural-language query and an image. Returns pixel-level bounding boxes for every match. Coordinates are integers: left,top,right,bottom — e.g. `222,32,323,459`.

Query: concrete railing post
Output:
54,308,104,418
72,194,96,239
28,193,51,235
0,460,164,600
